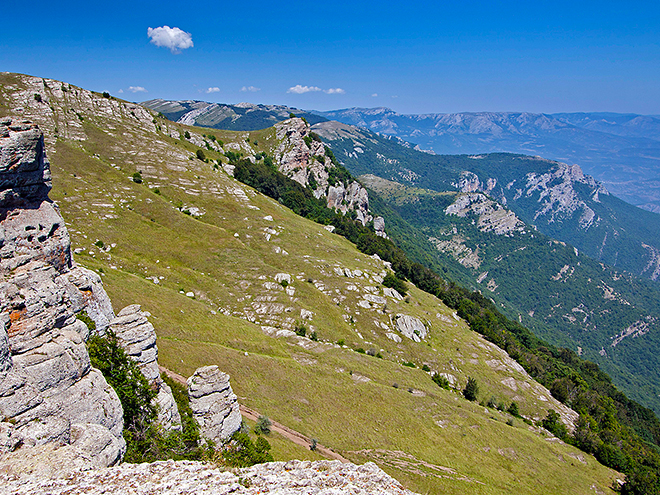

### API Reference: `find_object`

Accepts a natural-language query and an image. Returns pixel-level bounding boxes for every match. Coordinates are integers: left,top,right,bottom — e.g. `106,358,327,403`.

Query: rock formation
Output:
0,459,420,495
0,118,125,466
274,118,385,232
109,305,181,430
187,365,241,443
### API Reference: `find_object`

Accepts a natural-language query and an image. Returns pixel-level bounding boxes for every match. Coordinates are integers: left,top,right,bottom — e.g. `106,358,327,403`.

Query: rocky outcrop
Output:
187,365,241,443
0,458,419,495
274,118,380,229
0,119,125,466
109,305,181,430
445,192,526,235
393,314,427,342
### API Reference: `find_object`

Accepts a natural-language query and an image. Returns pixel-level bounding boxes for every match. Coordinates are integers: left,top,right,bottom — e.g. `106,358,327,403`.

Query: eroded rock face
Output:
274,118,378,229
187,365,241,443
0,119,125,466
109,305,181,431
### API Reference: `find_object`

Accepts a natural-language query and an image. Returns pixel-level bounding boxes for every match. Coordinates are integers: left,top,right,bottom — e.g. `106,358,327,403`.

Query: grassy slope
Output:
0,73,618,494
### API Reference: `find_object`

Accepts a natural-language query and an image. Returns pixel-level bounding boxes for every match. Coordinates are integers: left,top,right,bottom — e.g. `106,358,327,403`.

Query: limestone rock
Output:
273,118,381,229
0,120,125,466
0,459,420,495
187,365,241,443
394,314,428,342
109,305,181,430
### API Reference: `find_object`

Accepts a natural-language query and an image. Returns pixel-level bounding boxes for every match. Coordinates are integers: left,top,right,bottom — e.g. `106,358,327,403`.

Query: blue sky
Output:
2,1,659,114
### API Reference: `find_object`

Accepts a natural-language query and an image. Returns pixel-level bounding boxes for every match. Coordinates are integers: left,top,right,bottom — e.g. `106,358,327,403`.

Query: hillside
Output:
312,121,660,284
0,73,622,494
313,108,660,212
359,174,660,413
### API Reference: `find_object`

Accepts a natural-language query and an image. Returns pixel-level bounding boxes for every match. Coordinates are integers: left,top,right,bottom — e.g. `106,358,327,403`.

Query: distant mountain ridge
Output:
142,99,327,131
314,107,660,212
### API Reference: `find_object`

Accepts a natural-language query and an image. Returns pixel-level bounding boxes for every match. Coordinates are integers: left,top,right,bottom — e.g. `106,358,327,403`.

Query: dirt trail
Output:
159,366,349,463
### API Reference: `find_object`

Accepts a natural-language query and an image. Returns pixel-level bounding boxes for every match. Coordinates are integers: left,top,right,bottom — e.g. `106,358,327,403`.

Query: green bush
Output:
294,323,307,337
132,172,143,184
196,149,206,161
254,415,272,435
102,92,110,98
432,373,451,390
383,272,408,296
541,409,569,441
184,131,191,139
402,361,416,368
508,401,520,417
216,431,273,467
463,377,479,401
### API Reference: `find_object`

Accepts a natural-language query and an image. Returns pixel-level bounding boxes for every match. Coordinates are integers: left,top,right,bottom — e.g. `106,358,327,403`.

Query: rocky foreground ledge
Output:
0,458,419,495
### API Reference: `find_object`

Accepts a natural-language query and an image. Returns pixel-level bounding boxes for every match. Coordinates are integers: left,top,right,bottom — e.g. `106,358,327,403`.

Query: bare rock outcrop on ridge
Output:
109,304,181,430
187,365,241,443
274,118,387,235
0,118,125,466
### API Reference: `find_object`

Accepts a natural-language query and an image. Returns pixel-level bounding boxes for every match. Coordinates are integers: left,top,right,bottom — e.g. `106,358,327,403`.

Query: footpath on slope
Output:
159,366,349,463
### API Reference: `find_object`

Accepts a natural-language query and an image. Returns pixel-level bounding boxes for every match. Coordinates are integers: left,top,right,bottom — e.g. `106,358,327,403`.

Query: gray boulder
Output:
394,314,428,342
187,365,241,443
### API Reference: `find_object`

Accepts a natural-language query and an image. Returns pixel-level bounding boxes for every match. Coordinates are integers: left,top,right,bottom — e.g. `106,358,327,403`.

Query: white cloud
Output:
324,88,345,94
147,26,193,54
118,89,124,94
128,86,147,93
371,93,378,97
287,85,322,94
206,87,220,93
241,86,261,92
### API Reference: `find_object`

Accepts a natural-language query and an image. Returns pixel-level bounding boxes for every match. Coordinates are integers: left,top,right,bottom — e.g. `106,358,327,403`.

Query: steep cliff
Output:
0,118,125,466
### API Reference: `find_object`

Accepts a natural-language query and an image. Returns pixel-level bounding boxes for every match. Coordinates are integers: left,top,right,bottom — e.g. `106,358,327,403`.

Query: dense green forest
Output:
230,150,660,494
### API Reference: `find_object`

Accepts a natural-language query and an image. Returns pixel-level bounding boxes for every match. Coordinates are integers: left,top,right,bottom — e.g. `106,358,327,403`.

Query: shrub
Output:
310,331,318,341
34,93,42,103
94,240,104,249
132,172,143,184
355,347,366,354
196,149,206,161
87,331,157,457
421,364,431,372
184,131,191,139
254,415,272,435
463,377,479,401
336,339,345,346
383,272,407,296
402,361,416,368
102,91,110,98
508,402,520,417
310,438,317,451
216,431,273,467
432,373,451,390
294,323,307,337
542,410,569,441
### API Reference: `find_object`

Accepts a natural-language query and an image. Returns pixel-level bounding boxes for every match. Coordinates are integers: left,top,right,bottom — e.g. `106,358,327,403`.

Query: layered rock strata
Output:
187,365,241,443
109,305,181,430
0,118,125,466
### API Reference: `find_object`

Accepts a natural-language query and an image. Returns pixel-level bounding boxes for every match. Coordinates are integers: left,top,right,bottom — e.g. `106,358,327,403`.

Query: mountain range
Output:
313,108,660,213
